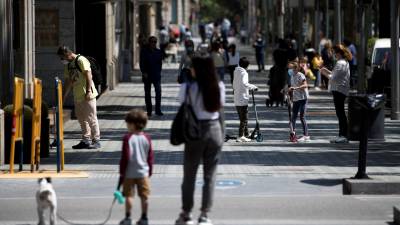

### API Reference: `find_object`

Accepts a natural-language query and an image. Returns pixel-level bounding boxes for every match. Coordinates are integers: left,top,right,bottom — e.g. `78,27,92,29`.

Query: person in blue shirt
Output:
140,36,163,117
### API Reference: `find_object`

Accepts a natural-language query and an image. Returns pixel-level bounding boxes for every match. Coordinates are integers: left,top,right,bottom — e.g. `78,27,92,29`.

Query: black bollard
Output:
354,110,370,179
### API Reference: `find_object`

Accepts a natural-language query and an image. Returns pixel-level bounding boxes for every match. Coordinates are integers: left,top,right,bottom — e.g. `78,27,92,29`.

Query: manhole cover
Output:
196,179,245,189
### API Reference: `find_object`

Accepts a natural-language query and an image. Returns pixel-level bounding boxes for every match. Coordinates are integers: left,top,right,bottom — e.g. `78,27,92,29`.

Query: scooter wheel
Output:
256,134,263,142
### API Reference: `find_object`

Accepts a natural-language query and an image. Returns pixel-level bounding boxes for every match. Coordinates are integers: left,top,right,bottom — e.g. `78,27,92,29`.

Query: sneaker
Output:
72,141,91,149
236,136,251,142
136,218,148,225
198,216,213,225
119,218,132,225
289,132,297,143
175,213,194,225
297,136,311,142
89,140,101,149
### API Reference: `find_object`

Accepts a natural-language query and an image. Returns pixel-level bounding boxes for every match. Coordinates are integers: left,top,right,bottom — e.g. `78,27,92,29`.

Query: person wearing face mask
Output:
320,44,352,144
287,61,310,143
178,40,195,84
253,33,266,72
57,45,101,149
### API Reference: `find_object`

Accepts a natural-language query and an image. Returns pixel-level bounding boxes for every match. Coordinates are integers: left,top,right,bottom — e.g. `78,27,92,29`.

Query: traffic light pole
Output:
391,0,400,120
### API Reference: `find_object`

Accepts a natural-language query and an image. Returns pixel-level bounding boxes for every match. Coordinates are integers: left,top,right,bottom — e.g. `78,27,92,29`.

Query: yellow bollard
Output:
9,77,24,173
55,78,64,172
31,78,42,172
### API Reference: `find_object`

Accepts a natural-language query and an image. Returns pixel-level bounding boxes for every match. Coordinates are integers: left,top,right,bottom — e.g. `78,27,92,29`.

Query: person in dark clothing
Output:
321,40,334,89
253,33,266,72
140,36,163,117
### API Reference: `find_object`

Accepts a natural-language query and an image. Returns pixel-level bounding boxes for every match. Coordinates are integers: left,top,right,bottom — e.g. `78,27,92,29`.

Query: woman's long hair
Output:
191,56,221,112
333,44,352,61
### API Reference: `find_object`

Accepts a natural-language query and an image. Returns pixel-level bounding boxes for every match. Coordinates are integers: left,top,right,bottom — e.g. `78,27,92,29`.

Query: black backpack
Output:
75,55,102,87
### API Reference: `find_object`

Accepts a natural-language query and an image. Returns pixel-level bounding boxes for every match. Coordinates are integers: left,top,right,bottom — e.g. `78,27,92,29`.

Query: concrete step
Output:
343,177,400,195
394,206,400,225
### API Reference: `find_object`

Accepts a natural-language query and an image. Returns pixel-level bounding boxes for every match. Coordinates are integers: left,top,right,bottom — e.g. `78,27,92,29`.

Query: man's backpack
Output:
75,55,102,87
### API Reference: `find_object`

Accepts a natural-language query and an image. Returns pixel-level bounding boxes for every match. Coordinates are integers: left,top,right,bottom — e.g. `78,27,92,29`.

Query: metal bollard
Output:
0,109,4,166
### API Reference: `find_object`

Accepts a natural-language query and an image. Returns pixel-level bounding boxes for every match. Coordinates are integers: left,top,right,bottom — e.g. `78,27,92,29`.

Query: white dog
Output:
36,177,57,225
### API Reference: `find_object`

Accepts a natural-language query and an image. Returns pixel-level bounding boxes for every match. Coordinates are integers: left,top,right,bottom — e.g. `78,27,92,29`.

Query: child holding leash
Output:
233,57,258,142
119,109,154,225
287,61,310,143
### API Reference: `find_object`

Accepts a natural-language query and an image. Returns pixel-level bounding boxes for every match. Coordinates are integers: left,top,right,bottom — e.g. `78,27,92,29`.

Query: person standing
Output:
253,33,266,72
288,61,310,142
119,109,154,225
320,44,352,143
140,36,163,117
321,41,334,89
343,39,357,88
175,57,225,225
233,57,257,142
57,45,101,149
226,44,240,84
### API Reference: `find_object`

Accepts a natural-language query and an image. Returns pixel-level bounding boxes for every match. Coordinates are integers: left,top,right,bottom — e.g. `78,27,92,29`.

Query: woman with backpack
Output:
175,57,225,225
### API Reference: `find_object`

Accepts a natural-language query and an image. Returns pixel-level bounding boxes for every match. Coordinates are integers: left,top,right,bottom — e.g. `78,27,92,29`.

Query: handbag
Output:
170,83,201,145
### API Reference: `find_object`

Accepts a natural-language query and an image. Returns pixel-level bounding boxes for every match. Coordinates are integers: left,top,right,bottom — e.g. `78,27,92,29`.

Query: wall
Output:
35,0,75,106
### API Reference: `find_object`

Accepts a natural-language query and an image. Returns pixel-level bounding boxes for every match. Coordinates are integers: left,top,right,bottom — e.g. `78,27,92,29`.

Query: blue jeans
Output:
291,99,308,136
216,67,225,81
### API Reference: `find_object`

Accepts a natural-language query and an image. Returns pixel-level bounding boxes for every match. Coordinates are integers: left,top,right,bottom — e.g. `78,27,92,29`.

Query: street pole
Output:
325,0,329,38
391,0,400,120
358,3,366,93
298,0,304,56
314,0,320,50
277,0,284,39
334,0,342,45
262,0,269,45
0,0,14,106
23,0,35,99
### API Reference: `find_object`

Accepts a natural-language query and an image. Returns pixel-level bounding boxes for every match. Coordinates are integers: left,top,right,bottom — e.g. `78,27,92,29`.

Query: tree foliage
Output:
199,0,245,23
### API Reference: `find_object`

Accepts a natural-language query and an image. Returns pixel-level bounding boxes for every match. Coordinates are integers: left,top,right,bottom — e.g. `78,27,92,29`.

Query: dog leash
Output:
57,198,116,225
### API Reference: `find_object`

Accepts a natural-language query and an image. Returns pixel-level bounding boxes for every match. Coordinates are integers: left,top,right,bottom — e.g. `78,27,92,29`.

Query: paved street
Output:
1,42,400,225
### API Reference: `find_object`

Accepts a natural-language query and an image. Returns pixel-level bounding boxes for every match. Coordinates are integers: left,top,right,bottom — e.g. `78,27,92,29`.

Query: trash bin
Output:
348,93,385,141
3,105,33,164
24,99,50,158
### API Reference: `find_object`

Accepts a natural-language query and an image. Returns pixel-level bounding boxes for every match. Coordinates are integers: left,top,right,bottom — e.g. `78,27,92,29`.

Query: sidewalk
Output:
24,40,399,180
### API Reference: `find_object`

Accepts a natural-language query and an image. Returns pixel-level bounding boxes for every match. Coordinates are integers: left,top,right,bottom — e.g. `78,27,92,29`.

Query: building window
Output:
35,9,59,47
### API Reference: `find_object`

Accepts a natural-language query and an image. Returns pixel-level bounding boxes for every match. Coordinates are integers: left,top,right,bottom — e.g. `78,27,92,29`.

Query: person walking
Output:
320,44,352,144
178,39,195,83
233,57,257,142
253,33,266,72
57,45,101,149
175,57,225,225
226,44,240,84
288,61,310,142
140,36,163,117
210,41,226,81
119,109,154,225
